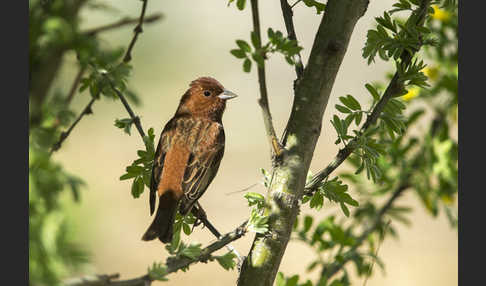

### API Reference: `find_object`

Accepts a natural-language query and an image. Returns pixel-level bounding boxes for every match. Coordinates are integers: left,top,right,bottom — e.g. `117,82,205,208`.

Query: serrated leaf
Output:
215,252,237,270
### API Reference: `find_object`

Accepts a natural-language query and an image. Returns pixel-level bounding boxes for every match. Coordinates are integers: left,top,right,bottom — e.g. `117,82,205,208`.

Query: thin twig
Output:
106,76,146,138
318,183,409,282
225,182,259,195
304,0,431,194
123,0,149,63
290,0,302,9
65,221,249,286
317,97,444,283
250,0,284,160
82,13,163,36
362,220,390,286
50,3,162,153
66,66,87,105
51,98,96,153
190,204,244,265
280,0,304,78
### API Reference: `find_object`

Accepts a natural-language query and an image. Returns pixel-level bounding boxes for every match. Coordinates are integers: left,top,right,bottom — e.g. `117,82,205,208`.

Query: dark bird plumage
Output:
142,77,237,243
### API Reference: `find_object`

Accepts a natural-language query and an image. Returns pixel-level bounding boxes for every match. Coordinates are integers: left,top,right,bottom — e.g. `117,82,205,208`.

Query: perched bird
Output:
142,77,237,243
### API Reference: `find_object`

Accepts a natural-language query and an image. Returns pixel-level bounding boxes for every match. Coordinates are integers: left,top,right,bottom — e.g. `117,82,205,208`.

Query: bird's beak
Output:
218,89,238,100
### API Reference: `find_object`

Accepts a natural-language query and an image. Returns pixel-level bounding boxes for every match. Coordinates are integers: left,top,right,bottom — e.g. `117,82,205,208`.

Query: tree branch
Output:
51,98,96,153
123,0,149,63
305,0,431,194
280,0,304,79
66,66,87,105
318,182,409,282
82,13,163,36
50,0,158,153
238,1,369,285
250,0,284,159
65,221,249,286
318,105,444,283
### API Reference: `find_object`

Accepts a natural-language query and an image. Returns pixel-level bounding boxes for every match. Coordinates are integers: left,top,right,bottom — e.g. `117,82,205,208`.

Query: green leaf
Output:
303,0,326,14
286,275,299,286
365,83,381,101
355,112,363,126
215,252,237,270
131,176,144,198
244,192,265,207
243,58,252,73
275,272,285,286
120,173,137,181
345,95,362,110
236,0,246,10
236,40,251,53
180,243,202,259
182,223,192,235
148,262,168,281
310,192,324,210
230,49,246,59
303,215,313,233
335,104,352,114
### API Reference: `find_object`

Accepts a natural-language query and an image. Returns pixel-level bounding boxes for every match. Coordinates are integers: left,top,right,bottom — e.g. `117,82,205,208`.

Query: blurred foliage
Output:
29,0,143,285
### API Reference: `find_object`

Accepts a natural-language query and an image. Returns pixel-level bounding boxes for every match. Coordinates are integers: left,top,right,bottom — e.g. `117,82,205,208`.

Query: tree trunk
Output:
237,1,369,285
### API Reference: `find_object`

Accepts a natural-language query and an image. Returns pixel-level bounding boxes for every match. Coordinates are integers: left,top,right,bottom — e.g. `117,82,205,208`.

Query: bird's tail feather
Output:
141,191,178,243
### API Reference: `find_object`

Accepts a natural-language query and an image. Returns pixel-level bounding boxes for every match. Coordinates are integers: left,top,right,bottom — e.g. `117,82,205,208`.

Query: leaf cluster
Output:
119,128,156,198
230,28,302,73
302,177,359,217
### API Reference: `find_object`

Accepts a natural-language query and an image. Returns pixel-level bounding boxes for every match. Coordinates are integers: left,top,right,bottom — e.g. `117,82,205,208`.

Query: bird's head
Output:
176,77,238,121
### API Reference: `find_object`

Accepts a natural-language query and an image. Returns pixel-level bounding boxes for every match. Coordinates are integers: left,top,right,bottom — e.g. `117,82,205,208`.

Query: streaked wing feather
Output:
180,147,224,215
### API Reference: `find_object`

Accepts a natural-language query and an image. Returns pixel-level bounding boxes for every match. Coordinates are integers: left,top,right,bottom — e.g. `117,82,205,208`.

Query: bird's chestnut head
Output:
176,77,237,121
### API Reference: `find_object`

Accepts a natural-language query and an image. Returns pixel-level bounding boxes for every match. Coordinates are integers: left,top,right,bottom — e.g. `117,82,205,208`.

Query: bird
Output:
142,76,238,243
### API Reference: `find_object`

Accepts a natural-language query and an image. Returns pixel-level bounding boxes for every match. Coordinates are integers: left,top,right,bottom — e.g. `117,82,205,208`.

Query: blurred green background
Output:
47,1,457,285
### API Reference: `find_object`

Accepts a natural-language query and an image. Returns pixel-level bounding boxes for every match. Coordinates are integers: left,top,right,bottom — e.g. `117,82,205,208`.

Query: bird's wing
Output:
179,122,225,215
149,119,176,215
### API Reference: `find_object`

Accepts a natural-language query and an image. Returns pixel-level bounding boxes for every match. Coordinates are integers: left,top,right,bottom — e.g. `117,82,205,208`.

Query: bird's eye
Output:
203,91,211,97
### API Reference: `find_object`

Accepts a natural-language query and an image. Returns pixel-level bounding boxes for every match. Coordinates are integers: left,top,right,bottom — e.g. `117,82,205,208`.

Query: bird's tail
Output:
141,191,178,243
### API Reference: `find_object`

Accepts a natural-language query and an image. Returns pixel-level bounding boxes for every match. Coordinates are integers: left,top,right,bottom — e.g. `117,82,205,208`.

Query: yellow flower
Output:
402,86,420,101
431,5,451,22
422,66,439,81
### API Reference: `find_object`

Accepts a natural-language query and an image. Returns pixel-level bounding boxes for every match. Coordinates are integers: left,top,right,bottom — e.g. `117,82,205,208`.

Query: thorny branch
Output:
65,221,249,286
250,0,285,160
